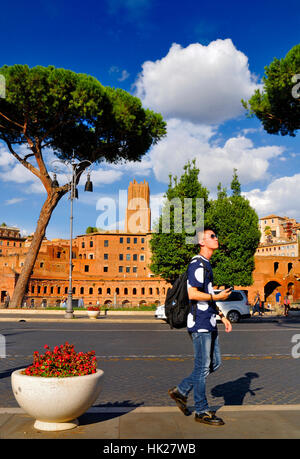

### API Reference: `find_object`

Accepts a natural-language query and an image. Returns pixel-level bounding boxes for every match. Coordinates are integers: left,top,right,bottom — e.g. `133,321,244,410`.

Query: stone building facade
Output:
1,182,300,308
0,180,170,308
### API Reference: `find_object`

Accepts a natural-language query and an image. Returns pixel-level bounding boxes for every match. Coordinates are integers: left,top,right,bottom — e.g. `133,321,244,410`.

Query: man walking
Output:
168,227,232,426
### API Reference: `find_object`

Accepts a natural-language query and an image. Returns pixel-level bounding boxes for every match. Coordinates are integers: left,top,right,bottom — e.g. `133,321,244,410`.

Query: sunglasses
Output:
205,234,218,239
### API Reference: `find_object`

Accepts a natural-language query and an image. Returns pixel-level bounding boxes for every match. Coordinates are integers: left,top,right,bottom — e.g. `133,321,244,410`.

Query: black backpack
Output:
164,256,208,329
165,270,190,329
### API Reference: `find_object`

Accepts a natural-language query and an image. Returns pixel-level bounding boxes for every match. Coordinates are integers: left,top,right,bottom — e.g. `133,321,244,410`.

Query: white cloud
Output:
84,168,123,186
118,70,130,82
135,39,260,125
5,197,26,205
149,118,284,191
243,174,300,220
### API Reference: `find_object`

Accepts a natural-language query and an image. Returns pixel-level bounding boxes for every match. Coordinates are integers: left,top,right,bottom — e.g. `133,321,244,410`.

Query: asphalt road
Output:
1,319,300,408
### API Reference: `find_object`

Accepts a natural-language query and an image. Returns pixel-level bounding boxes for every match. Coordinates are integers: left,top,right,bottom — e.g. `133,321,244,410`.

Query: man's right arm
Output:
188,287,232,302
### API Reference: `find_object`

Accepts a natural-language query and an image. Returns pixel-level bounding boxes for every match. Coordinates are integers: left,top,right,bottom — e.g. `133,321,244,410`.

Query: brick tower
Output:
124,179,151,233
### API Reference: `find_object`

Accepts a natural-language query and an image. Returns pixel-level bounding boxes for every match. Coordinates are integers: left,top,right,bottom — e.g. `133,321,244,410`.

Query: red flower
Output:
21,342,97,378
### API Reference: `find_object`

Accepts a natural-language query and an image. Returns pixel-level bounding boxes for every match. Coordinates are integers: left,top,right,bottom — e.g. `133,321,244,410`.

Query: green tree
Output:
0,64,166,307
205,170,261,287
150,160,210,283
242,44,300,136
86,226,99,234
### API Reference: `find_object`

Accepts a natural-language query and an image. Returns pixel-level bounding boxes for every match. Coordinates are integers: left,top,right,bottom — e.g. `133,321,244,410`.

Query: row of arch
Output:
30,284,166,296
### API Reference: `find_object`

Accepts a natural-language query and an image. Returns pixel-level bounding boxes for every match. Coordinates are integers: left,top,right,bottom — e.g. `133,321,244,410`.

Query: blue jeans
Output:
177,331,221,414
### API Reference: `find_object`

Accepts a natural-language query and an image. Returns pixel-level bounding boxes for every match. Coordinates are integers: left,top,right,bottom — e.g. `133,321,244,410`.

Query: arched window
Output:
89,287,93,294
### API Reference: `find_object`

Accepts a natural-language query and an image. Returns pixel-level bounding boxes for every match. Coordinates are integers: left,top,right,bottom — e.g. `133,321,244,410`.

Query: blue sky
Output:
0,0,299,239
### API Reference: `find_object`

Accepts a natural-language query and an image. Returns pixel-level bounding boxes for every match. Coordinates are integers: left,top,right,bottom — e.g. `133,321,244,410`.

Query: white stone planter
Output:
87,310,100,319
11,368,104,431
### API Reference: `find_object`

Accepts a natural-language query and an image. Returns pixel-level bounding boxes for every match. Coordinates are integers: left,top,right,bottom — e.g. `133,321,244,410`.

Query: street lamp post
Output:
51,157,93,319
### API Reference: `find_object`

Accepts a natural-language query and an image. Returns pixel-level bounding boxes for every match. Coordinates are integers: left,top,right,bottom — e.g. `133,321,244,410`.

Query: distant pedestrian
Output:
252,292,261,316
60,298,67,308
284,294,290,316
78,297,84,308
275,290,281,306
4,293,10,308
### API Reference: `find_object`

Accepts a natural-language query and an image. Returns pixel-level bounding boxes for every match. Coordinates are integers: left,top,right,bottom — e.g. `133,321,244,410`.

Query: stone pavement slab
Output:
1,405,300,440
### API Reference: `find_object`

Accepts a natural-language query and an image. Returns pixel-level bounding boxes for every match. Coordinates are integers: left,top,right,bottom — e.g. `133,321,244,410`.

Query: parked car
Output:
155,304,167,320
154,290,250,324
215,289,251,323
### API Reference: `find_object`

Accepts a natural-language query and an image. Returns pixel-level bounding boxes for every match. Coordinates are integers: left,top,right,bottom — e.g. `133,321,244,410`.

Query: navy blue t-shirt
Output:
186,255,218,333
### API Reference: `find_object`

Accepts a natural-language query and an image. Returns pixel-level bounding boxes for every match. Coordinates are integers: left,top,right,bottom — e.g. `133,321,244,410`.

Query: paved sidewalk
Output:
0,308,287,323
1,310,299,440
0,405,300,439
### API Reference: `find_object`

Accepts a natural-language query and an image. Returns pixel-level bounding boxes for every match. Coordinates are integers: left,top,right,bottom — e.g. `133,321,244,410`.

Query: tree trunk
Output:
10,191,64,308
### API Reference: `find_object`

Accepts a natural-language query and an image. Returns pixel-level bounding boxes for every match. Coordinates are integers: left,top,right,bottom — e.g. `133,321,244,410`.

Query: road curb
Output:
1,404,300,415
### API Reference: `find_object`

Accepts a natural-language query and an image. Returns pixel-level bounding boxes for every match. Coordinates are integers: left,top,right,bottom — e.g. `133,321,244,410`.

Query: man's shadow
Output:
211,372,263,405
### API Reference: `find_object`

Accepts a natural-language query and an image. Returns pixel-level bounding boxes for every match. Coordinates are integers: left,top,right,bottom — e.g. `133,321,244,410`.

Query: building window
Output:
40,262,44,268
274,262,279,274
116,287,119,294
133,288,137,295
98,287,102,294
119,254,123,260
119,266,123,273
133,267,137,273
50,286,54,294
65,287,68,294
84,265,89,272
156,288,160,294
107,288,111,294
82,242,85,248
141,287,145,295
127,237,130,243
80,287,84,294
57,252,61,258
120,237,123,243
126,267,130,273
149,287,153,295
124,288,128,294
134,237,137,244
104,240,109,247
140,255,145,261
133,254,138,261
141,238,145,243
37,286,41,294
126,254,130,261
72,287,76,294
104,253,108,260
89,287,93,294
57,287,61,294
90,240,93,247
31,286,35,294
104,266,108,272
89,254,94,259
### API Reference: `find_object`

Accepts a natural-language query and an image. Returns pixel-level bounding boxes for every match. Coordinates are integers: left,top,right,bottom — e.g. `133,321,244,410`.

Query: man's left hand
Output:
221,317,232,333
